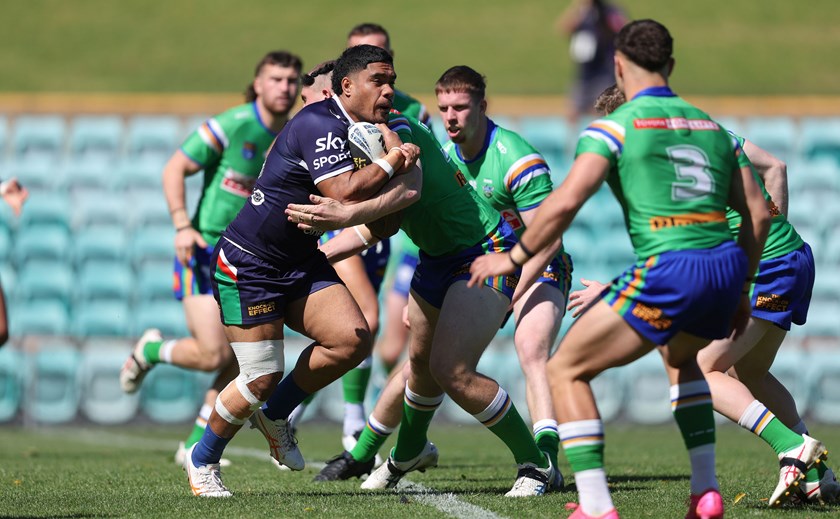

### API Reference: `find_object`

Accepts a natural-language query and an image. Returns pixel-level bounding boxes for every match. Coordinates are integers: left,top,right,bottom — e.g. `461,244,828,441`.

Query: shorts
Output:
391,250,419,297
410,219,519,309
750,243,815,331
601,241,747,345
173,245,215,300
322,230,392,293
211,237,342,325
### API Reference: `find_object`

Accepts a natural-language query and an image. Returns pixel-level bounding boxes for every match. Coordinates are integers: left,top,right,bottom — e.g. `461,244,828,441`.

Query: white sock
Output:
160,340,177,364
791,419,808,435
533,418,559,437
575,468,614,516
343,402,366,437
198,403,212,422
287,402,307,429
688,443,718,495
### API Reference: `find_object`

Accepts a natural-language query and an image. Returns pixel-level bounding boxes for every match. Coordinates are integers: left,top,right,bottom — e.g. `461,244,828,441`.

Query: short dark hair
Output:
615,19,673,73
302,60,336,87
245,50,303,102
347,23,391,51
594,84,625,116
332,45,393,94
435,66,486,102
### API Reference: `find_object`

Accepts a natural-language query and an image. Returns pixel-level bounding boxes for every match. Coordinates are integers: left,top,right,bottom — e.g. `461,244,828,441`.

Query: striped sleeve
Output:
575,118,626,165
504,153,553,210
181,116,227,167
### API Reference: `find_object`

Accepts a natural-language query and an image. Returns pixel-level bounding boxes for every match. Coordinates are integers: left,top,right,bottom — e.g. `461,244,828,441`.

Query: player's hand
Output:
395,143,420,174
567,278,609,318
174,227,207,266
377,123,404,151
286,194,350,232
468,252,517,288
730,293,752,339
0,177,28,216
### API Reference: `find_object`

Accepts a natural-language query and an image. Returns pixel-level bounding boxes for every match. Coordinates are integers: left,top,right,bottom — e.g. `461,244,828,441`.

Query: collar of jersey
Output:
251,101,279,136
456,117,497,164
631,86,676,100
331,97,353,124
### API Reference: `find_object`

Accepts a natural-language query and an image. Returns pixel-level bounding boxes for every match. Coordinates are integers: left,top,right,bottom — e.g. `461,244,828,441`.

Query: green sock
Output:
392,388,443,462
184,404,212,448
475,388,546,467
350,416,395,462
342,364,372,404
142,340,164,364
737,400,803,455
558,419,605,472
534,419,560,467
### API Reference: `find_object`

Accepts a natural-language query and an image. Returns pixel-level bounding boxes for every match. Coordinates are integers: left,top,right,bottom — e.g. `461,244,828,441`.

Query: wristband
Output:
509,253,524,268
373,158,395,179
509,243,531,267
176,224,192,232
353,225,370,247
518,242,536,259
388,146,403,154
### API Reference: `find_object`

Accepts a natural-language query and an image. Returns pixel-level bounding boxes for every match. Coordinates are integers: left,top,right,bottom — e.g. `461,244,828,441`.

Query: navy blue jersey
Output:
223,97,356,266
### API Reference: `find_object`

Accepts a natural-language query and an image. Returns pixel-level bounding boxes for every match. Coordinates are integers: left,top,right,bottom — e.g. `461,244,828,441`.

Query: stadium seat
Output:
788,157,840,196
0,225,11,263
130,195,172,229
17,191,72,230
77,260,134,302
140,364,199,423
800,117,840,165
802,301,840,338
742,116,798,160
113,159,165,192
806,353,840,424
72,192,129,230
0,115,7,161
130,225,175,268
73,300,132,338
73,226,129,265
518,116,571,173
12,224,71,264
125,115,181,165
562,226,595,266
0,346,23,422
14,260,74,308
130,300,187,338
135,261,174,303
0,262,16,298
622,352,672,424
769,347,810,414
26,341,81,424
590,367,625,423
79,340,140,424
489,115,519,133
63,157,114,193
67,115,124,163
595,229,636,268
427,115,448,144
11,115,67,164
713,116,745,137
6,158,66,192
9,299,70,337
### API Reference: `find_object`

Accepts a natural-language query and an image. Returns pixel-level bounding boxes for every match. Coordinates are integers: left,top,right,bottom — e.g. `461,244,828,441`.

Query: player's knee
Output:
230,339,285,401
246,372,284,402
515,340,549,370
429,358,469,394
343,332,373,366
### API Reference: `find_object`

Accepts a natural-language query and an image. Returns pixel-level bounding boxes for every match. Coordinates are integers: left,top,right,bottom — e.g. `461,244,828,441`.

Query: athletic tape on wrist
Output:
373,158,395,178
353,225,370,247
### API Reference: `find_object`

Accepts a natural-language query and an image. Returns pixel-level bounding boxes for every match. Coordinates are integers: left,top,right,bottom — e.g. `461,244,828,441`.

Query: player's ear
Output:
341,75,353,97
322,88,332,99
479,98,487,115
666,58,675,78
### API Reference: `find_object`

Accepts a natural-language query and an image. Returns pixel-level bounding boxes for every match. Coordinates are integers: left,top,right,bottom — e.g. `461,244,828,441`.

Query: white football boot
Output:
769,434,828,507
119,328,161,393
505,455,554,497
248,408,305,470
361,441,438,490
183,443,231,498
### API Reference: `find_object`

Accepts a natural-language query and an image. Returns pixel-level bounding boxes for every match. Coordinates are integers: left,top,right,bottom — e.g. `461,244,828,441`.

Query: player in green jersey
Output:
347,23,432,128
470,20,774,518
572,85,838,507
437,65,573,486
288,107,557,496
120,50,302,465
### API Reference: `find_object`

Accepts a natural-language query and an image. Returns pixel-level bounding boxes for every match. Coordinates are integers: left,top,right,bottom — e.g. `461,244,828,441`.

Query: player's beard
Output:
267,95,294,116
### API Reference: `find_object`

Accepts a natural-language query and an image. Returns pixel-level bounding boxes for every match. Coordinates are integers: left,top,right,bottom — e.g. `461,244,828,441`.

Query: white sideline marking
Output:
50,428,508,519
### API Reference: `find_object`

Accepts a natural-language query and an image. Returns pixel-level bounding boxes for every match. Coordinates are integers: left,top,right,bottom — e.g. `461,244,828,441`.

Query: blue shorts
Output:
410,219,520,309
322,231,391,293
750,243,815,331
211,237,342,325
173,245,215,300
392,250,419,297
601,241,747,345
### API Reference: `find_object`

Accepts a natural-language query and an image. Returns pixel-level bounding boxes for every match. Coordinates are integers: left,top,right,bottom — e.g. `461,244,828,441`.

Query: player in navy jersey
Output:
183,45,422,497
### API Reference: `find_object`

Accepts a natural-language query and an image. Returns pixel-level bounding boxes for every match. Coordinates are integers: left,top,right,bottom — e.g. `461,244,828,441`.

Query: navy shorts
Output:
410,219,519,309
392,250,419,297
750,243,815,331
211,237,342,325
601,241,747,345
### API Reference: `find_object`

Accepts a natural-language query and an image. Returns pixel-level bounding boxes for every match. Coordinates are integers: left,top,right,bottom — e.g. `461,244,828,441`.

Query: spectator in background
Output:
556,0,626,123
0,177,27,346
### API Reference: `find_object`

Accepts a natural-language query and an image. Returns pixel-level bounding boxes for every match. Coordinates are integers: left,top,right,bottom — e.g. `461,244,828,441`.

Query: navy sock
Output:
262,370,311,421
191,426,231,467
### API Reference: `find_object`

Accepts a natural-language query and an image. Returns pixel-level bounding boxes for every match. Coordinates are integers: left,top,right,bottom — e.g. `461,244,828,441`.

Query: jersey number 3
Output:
667,145,715,201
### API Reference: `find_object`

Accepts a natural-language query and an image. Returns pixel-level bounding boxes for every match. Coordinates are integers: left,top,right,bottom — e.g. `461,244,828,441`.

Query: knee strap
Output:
230,340,285,383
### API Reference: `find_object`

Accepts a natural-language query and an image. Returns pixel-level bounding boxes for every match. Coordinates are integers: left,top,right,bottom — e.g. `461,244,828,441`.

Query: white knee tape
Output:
231,340,285,383
215,393,246,425
235,374,265,412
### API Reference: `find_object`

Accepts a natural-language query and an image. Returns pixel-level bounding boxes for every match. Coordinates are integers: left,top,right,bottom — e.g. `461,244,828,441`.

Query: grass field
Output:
2,422,839,518
2,1,840,95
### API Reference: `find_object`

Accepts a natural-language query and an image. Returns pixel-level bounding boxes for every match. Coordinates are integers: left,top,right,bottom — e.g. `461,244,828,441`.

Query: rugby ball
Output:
348,121,386,168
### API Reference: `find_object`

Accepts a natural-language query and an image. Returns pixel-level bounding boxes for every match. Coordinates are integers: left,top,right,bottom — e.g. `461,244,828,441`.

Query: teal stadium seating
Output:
114,159,165,192
518,116,571,175
806,354,840,424
0,347,23,422
79,340,140,424
13,225,71,264
130,300,188,338
77,260,135,302
10,299,70,337
800,117,840,165
136,262,175,303
140,364,199,423
73,300,132,338
27,342,82,424
743,116,798,160
622,352,672,425
15,260,74,309
73,226,129,265
72,194,130,230
125,115,182,166
18,192,72,230
68,115,124,163
130,225,175,268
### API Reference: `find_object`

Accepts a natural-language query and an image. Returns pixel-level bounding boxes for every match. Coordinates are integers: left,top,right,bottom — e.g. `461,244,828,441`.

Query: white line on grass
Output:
51,428,508,519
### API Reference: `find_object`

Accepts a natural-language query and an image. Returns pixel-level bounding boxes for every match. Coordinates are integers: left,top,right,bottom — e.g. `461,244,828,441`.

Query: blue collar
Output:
632,86,676,100
251,101,279,136
456,117,496,164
